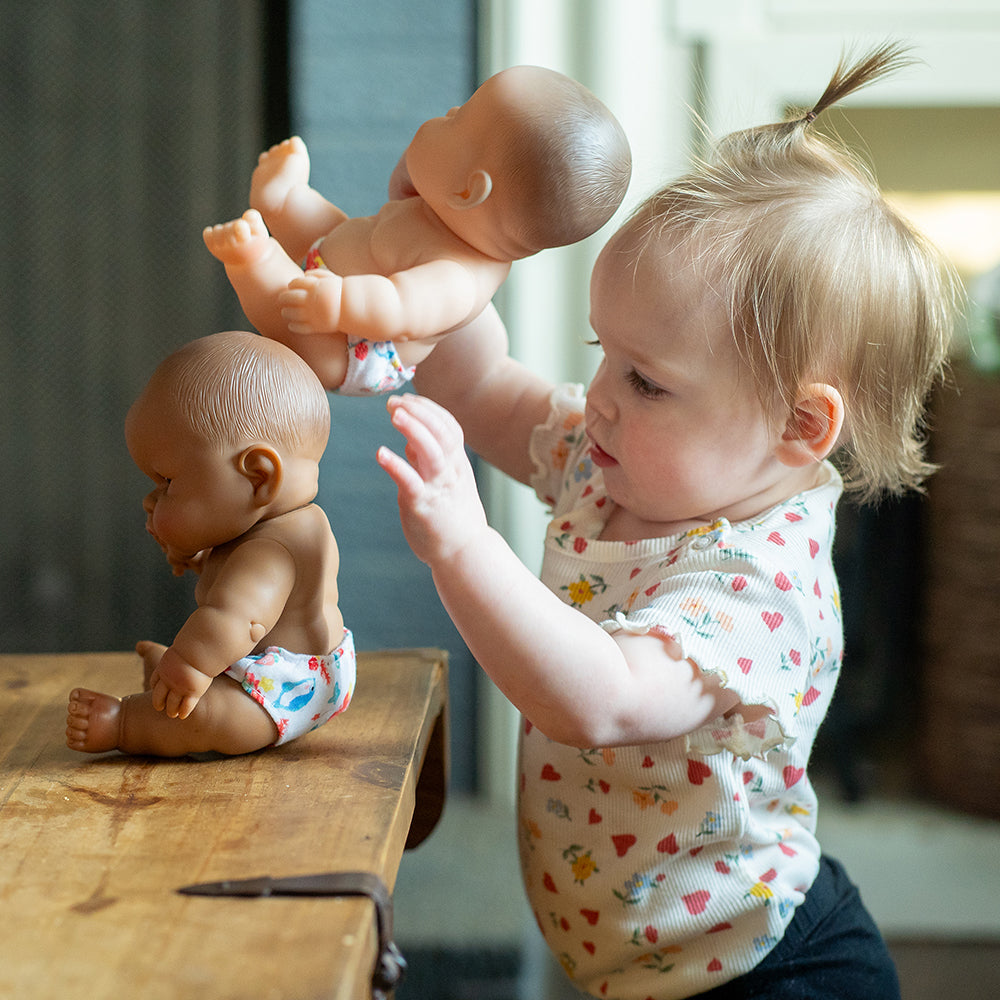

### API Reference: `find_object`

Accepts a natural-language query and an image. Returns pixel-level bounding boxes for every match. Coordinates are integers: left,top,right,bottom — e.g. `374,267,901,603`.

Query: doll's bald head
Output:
136,331,330,460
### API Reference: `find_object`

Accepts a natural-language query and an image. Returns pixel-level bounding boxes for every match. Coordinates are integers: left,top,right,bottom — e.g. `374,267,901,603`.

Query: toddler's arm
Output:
378,394,737,747
410,303,554,486
148,538,296,719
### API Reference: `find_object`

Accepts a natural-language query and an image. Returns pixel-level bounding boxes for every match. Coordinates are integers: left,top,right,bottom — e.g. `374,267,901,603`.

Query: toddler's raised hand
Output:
377,394,488,567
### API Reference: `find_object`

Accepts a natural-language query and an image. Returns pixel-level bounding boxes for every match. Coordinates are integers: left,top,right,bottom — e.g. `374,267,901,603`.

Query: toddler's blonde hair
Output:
630,42,960,502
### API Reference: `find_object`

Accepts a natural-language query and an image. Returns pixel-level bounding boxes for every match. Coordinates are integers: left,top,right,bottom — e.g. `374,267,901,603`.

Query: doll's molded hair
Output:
628,41,960,502
150,331,331,457
501,68,632,252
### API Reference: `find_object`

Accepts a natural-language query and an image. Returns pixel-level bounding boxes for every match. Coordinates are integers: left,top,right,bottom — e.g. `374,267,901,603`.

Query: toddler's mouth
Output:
588,435,617,468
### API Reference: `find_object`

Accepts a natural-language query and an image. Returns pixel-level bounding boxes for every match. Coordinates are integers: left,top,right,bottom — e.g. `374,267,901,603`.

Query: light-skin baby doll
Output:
377,44,958,1000
202,65,631,394
66,331,352,757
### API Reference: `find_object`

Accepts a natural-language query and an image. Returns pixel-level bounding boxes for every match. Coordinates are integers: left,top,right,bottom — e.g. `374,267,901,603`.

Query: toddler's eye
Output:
626,368,667,399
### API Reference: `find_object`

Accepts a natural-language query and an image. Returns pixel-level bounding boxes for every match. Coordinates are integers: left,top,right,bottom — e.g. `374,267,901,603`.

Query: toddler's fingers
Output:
388,393,464,452
376,445,425,497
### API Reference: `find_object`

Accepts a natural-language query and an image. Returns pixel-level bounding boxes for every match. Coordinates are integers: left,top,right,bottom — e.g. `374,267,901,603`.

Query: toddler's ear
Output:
775,383,845,468
446,169,492,210
237,445,283,506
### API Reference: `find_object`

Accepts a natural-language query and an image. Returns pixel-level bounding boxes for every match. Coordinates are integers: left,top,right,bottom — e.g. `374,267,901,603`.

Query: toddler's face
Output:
125,391,260,566
584,227,795,537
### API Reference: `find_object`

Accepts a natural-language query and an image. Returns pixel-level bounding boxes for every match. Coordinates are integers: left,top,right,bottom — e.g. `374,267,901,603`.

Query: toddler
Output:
377,44,957,998
203,65,630,394
66,331,352,757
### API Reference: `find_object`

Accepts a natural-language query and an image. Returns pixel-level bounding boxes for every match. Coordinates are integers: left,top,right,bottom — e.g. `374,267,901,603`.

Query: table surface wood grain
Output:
0,648,448,1000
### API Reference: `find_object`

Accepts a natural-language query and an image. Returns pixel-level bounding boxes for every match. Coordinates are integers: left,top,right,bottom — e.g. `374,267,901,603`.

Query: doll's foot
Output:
66,689,122,753
203,209,272,266
250,136,310,217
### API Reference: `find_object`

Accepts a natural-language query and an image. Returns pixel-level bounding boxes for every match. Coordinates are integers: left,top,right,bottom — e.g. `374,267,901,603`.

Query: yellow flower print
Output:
632,788,655,810
572,853,598,883
749,882,774,902
561,573,608,609
552,439,570,472
259,676,275,693
563,843,599,884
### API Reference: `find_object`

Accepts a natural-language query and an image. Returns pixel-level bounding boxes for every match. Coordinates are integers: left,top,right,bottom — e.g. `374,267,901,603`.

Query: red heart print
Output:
732,575,747,592
707,922,732,934
657,833,679,855
582,485,593,498
759,867,777,883
785,512,803,523
588,808,602,825
541,764,561,781
644,925,658,944
598,780,610,794
641,755,654,768
715,861,731,875
762,611,784,632
543,872,558,893
775,572,792,591
802,686,820,706
778,842,798,857
708,958,723,972
767,531,786,546
630,567,641,579
580,908,600,926
573,536,588,554
612,834,637,857
789,649,801,666
583,941,596,955
688,759,712,785
742,770,754,785
644,583,659,597
783,765,804,788
682,890,711,915
524,719,533,734
814,580,822,598
737,657,752,674
560,916,570,931
808,538,820,558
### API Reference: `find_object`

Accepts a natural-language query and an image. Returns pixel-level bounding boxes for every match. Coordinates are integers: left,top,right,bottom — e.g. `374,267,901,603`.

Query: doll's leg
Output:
203,209,305,341
250,137,346,262
66,677,278,757
136,639,166,691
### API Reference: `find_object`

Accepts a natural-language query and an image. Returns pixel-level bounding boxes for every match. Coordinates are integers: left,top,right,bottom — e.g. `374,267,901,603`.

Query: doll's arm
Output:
148,538,296,719
377,394,737,747
278,257,493,343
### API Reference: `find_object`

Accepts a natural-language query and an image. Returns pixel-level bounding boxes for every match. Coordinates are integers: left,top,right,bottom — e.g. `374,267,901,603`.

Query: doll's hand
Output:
279,270,343,335
377,394,488,566
148,647,213,719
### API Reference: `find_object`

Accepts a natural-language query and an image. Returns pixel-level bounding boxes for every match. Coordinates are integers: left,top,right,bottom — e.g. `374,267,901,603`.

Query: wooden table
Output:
0,648,448,1000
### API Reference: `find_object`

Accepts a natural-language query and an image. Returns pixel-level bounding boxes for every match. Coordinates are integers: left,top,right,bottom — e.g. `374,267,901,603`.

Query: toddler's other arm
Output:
378,394,738,747
410,302,553,485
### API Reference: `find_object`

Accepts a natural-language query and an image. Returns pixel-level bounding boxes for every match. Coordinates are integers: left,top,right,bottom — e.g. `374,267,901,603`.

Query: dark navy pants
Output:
692,856,901,999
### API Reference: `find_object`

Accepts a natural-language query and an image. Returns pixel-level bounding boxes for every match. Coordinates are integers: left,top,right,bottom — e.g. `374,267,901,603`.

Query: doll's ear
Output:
775,383,845,468
447,169,493,210
238,445,283,506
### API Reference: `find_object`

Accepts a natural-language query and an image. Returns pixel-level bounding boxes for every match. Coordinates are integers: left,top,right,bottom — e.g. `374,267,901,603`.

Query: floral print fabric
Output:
520,386,844,999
